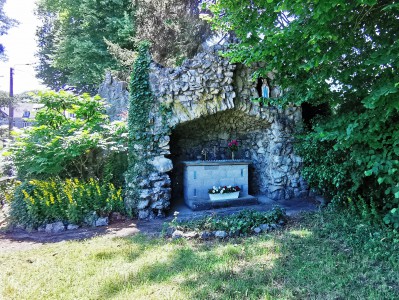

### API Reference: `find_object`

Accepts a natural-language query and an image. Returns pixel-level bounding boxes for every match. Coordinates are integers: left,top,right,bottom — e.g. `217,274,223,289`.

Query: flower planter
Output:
209,191,240,201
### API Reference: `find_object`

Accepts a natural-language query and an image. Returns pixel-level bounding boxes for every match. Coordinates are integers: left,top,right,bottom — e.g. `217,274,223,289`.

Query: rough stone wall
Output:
98,73,129,121
149,44,237,126
99,44,309,219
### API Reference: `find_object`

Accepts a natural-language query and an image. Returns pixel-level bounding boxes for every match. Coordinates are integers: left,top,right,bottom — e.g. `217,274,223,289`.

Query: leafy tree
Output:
0,0,18,60
208,1,399,224
35,0,136,93
0,90,12,107
135,0,210,66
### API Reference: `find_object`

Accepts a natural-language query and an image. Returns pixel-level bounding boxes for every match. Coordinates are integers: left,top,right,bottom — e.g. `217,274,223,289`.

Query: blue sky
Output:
0,0,45,94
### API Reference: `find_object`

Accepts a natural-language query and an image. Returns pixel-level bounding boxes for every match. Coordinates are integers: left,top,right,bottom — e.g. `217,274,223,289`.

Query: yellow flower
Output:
50,194,55,204
22,190,30,200
66,192,73,204
96,185,102,196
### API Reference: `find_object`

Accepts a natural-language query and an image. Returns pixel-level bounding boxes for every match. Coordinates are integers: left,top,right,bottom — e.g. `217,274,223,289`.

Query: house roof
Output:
0,102,44,119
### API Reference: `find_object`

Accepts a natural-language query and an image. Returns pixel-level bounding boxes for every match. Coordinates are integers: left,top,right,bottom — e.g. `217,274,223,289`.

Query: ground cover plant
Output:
1,209,398,300
169,207,286,235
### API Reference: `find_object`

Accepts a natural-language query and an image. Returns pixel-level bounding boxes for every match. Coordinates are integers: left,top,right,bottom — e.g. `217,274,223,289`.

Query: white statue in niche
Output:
261,79,270,98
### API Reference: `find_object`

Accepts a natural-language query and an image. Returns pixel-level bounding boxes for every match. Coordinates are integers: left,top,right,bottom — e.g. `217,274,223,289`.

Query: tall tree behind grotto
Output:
35,0,136,93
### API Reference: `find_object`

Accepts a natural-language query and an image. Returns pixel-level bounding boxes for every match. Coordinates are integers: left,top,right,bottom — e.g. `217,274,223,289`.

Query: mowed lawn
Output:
1,212,398,300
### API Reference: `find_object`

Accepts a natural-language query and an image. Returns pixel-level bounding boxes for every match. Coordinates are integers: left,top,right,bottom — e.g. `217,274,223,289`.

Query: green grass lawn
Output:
1,211,398,300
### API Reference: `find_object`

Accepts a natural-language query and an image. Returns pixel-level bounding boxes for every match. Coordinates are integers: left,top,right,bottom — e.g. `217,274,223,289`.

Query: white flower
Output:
227,185,231,188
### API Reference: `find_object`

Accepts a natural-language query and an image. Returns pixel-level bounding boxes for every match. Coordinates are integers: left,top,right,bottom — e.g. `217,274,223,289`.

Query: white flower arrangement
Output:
208,185,241,194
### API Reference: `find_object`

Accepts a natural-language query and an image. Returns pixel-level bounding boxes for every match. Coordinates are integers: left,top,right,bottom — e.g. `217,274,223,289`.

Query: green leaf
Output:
364,170,373,176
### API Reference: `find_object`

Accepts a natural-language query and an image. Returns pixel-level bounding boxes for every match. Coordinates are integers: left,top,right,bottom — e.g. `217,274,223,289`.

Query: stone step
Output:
186,195,258,211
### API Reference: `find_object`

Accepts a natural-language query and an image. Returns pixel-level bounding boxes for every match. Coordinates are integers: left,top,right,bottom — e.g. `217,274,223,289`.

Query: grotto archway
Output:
168,109,274,202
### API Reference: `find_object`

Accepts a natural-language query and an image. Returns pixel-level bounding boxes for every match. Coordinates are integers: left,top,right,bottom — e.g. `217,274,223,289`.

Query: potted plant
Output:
208,185,241,200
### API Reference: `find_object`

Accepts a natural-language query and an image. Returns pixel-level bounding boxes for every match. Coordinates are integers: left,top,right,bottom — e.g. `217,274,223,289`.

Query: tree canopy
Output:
208,0,399,226
0,0,18,60
35,0,136,93
135,0,210,66
208,0,398,107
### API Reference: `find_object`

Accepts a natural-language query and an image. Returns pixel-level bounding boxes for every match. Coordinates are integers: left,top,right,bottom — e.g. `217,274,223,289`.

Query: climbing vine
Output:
125,42,153,215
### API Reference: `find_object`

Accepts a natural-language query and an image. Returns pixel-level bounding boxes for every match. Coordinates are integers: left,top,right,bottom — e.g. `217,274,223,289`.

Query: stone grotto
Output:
98,44,309,219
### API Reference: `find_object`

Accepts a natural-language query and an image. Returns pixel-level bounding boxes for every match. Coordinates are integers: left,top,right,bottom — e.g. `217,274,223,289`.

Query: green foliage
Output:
0,90,12,107
295,135,360,201
314,208,399,263
127,42,152,139
124,42,153,214
170,207,286,235
0,178,20,206
0,0,18,60
35,0,136,93
10,178,124,228
8,91,128,183
208,0,399,226
135,0,210,67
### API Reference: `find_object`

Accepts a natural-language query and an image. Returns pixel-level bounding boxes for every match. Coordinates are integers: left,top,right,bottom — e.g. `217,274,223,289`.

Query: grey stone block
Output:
45,221,65,233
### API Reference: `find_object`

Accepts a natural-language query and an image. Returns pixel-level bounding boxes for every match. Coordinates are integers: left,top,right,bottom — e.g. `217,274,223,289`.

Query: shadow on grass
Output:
99,235,285,299
99,213,399,299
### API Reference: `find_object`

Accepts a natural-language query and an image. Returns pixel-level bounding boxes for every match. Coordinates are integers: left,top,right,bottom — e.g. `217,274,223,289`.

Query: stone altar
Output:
182,160,258,210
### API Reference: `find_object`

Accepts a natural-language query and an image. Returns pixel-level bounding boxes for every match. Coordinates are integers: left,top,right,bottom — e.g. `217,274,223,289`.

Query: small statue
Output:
201,148,208,161
261,79,270,99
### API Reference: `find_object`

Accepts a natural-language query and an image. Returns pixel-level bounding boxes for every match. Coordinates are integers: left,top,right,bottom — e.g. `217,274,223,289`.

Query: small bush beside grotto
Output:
3,91,128,229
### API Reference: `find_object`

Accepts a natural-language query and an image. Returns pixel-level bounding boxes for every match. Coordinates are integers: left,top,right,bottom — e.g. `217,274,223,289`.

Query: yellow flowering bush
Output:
10,178,125,228
0,178,21,205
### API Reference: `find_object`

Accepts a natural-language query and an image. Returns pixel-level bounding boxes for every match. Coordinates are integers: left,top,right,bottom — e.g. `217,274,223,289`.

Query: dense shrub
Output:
10,178,124,228
295,104,399,228
0,178,20,207
6,91,128,186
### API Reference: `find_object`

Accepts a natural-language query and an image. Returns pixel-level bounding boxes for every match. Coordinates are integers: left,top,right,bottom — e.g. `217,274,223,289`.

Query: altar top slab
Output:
182,160,252,166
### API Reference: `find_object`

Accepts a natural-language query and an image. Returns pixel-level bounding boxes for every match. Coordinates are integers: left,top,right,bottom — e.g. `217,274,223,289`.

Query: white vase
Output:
209,191,240,201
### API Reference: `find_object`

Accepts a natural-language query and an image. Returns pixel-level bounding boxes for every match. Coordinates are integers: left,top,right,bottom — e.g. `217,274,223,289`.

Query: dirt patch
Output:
0,219,167,253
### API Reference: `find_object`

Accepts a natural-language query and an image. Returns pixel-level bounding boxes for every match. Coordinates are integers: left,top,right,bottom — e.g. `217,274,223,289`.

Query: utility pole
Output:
8,67,14,136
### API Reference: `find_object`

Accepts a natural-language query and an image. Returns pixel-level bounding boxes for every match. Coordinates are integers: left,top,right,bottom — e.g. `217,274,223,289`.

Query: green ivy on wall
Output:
125,42,153,215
